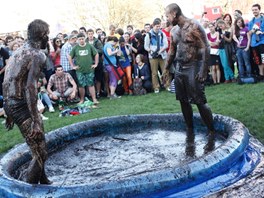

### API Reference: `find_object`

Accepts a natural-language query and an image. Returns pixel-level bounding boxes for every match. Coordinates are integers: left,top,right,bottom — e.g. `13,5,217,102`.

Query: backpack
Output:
132,78,146,95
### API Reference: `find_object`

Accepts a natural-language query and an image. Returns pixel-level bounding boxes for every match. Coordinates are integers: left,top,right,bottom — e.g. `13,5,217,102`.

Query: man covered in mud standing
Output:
165,4,215,140
3,19,51,184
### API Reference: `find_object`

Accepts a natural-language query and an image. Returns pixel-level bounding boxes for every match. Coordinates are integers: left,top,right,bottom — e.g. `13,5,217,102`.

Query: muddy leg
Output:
18,119,50,184
180,101,194,132
197,103,214,132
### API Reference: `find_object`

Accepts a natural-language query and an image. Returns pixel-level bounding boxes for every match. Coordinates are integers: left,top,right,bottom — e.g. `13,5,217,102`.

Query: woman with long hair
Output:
118,36,133,95
233,17,251,77
207,22,221,84
217,19,235,83
51,37,61,66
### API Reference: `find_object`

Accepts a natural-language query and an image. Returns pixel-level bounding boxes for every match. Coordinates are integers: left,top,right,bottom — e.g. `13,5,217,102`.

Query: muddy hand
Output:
5,116,14,131
195,73,205,82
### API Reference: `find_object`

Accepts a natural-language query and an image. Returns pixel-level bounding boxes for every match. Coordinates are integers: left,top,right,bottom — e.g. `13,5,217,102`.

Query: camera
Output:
151,51,160,59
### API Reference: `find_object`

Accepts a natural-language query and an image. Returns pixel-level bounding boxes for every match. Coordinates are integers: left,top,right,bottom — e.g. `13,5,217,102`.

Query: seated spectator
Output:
134,54,152,92
47,65,77,103
38,73,55,112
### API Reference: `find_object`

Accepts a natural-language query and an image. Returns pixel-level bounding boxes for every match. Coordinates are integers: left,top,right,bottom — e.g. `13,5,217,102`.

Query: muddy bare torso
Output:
3,43,46,100
174,20,207,64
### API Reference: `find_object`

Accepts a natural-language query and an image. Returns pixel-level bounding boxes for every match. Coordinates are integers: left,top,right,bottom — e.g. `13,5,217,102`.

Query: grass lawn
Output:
0,82,263,154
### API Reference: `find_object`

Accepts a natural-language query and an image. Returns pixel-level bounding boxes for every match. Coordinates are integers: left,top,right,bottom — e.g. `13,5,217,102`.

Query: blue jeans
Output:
39,92,53,108
236,48,251,77
219,49,234,80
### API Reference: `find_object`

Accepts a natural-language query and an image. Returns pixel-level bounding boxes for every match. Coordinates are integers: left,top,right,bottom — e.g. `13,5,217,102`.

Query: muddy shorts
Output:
4,98,31,126
174,61,207,105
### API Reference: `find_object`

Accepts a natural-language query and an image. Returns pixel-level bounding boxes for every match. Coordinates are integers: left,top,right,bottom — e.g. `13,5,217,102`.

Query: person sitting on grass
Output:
47,65,77,107
38,73,55,113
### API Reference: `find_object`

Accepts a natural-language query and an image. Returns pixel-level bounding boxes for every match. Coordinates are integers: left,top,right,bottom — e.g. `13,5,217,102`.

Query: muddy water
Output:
206,137,264,198
45,129,224,186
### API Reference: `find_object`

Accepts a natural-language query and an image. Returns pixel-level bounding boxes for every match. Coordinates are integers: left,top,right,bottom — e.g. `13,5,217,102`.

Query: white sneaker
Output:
49,106,55,112
109,94,121,100
41,114,49,120
154,89,159,93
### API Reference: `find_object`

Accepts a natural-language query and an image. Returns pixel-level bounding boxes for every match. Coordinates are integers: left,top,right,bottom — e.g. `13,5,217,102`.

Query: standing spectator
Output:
51,37,62,66
201,18,210,34
233,10,242,20
4,35,13,55
217,20,235,83
127,25,134,36
144,18,169,93
87,29,104,98
233,17,252,78
223,14,233,32
98,31,107,45
69,33,99,104
144,23,151,34
9,41,20,56
248,3,264,80
56,33,65,45
130,32,149,64
118,37,133,95
162,21,173,52
207,22,221,84
109,24,120,39
96,28,103,37
42,43,55,83
0,46,10,96
79,27,87,36
60,33,78,85
14,36,25,46
103,36,121,99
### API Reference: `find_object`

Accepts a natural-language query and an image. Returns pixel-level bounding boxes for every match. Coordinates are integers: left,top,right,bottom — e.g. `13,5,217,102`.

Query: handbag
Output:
210,48,219,55
111,65,125,80
104,51,125,80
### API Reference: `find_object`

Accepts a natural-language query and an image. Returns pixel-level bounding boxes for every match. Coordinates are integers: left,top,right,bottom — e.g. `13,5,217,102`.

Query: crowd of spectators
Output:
0,3,264,119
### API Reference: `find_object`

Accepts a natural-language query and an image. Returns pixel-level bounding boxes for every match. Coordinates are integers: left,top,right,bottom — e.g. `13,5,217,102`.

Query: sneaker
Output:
49,106,55,112
41,114,49,120
154,89,160,93
110,94,121,100
93,100,100,105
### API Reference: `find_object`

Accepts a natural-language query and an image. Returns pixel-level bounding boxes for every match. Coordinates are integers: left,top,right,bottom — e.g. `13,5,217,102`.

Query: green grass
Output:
0,82,264,153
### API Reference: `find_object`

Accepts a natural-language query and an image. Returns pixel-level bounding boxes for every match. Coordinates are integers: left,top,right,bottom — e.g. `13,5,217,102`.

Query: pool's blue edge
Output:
0,113,261,198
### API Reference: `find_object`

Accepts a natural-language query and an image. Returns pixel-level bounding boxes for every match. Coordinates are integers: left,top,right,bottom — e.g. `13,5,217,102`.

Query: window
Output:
212,8,220,14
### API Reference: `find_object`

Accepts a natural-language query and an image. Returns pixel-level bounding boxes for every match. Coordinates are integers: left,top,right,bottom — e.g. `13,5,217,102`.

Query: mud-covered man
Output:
3,19,51,184
165,4,214,135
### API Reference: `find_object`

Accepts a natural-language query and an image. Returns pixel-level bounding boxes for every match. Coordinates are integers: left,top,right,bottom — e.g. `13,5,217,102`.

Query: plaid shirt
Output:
48,73,73,94
60,42,73,71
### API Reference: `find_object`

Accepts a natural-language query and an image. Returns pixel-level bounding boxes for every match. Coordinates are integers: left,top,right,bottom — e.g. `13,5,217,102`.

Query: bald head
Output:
165,3,183,26
166,3,182,17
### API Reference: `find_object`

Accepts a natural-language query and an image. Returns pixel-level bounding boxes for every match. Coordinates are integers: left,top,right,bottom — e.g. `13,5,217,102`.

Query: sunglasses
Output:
56,40,61,43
